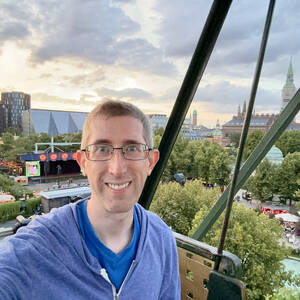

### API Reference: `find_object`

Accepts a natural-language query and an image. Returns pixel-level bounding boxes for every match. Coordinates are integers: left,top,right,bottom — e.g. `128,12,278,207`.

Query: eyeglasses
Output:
81,143,152,161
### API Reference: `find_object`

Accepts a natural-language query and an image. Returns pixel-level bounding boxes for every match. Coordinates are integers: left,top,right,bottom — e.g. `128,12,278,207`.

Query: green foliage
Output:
0,197,41,221
265,286,300,300
0,131,82,162
153,135,162,149
194,140,232,185
189,203,294,300
0,173,33,200
274,152,300,204
3,127,22,136
153,127,165,137
276,130,300,157
0,201,21,222
296,200,300,211
209,150,231,187
25,198,41,217
230,132,241,148
246,159,277,202
243,130,264,162
162,134,190,180
150,180,219,235
158,137,232,186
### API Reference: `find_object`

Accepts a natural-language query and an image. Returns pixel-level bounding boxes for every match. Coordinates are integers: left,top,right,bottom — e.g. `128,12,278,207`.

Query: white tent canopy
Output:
275,213,300,223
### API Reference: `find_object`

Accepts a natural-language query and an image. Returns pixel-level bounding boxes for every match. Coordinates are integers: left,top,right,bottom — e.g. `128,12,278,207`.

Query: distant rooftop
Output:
28,109,88,135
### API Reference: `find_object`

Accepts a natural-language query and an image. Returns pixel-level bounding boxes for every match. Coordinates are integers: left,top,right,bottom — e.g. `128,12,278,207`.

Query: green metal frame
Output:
192,88,300,240
139,0,233,209
214,0,276,271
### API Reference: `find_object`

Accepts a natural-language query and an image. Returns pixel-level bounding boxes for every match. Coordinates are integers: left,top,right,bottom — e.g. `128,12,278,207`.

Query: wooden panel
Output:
178,247,214,300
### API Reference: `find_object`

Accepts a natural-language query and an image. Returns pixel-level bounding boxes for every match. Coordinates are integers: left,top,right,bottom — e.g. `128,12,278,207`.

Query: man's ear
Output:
147,149,159,176
76,150,87,177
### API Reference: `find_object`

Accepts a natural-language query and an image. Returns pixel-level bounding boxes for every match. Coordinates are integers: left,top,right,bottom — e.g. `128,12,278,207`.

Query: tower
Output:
281,59,296,111
0,92,31,135
242,101,246,115
192,110,197,126
237,104,241,117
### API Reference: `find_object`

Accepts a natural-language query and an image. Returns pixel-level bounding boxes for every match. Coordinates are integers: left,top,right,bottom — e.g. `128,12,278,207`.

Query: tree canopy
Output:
275,130,300,157
274,152,300,204
0,132,82,162
151,180,297,299
242,130,264,162
246,158,277,202
189,199,295,299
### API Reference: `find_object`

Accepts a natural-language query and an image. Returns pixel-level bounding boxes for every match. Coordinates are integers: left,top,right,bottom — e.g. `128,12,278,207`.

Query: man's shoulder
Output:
135,203,173,236
3,203,77,247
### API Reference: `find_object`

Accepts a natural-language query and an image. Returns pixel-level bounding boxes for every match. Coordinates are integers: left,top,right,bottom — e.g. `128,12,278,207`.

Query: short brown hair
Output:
81,100,153,149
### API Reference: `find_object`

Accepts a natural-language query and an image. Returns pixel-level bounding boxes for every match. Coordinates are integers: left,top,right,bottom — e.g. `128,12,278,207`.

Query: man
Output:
0,100,181,299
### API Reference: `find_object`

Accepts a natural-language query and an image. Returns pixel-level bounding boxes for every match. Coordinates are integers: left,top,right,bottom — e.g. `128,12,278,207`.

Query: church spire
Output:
281,58,296,111
242,101,246,115
237,104,241,117
285,58,295,88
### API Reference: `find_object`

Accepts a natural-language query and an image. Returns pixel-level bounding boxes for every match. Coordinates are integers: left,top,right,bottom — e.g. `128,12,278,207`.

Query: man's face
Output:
77,115,159,214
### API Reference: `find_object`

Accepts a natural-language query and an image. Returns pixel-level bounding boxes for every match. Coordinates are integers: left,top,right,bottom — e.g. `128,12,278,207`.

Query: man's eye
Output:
126,145,138,152
96,145,109,152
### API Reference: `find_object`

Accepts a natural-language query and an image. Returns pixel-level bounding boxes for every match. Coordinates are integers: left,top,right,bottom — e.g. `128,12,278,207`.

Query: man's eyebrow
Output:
90,139,143,145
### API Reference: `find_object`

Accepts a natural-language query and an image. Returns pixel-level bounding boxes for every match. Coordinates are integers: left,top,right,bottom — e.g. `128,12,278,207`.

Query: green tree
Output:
276,130,300,157
194,140,231,185
189,203,294,300
194,140,220,182
162,134,190,180
230,132,241,148
209,151,232,187
150,180,219,235
246,158,277,202
243,130,264,161
0,174,33,199
265,286,300,299
153,127,165,137
4,127,22,136
185,140,203,178
0,132,15,160
274,152,300,205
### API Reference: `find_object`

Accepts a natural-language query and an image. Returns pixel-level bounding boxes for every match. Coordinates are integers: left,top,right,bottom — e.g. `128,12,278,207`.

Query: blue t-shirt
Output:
76,200,140,291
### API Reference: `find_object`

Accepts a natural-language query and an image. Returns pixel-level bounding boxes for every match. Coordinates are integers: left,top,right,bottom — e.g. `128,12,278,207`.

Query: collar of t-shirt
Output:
76,200,140,291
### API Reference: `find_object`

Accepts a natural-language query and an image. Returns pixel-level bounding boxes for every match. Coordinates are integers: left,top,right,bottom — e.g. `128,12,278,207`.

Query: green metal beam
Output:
138,0,233,209
192,88,300,240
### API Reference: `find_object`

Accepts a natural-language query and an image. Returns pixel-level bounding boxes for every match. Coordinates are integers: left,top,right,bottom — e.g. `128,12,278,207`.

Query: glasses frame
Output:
81,143,152,161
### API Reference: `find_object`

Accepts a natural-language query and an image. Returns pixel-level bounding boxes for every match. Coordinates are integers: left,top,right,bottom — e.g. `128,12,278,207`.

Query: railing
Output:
175,232,246,300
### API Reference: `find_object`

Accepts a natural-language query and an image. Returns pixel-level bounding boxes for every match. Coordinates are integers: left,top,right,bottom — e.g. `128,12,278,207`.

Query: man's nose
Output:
108,149,127,176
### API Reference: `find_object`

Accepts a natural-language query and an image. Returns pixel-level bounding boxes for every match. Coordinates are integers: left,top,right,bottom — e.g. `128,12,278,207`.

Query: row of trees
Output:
0,131,82,162
150,180,299,300
245,153,300,204
154,132,232,187
230,130,300,161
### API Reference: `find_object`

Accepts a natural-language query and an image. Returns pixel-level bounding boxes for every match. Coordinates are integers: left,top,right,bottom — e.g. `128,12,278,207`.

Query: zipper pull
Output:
100,268,110,281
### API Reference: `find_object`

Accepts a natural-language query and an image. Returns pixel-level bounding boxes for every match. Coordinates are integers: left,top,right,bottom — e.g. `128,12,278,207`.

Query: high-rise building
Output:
0,92,31,135
192,110,197,126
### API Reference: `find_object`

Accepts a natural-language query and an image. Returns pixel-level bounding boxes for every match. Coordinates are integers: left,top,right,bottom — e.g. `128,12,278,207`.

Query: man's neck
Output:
86,199,134,254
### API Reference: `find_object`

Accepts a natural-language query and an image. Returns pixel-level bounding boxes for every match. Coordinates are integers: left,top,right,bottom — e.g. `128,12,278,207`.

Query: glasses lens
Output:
124,144,148,160
88,144,112,160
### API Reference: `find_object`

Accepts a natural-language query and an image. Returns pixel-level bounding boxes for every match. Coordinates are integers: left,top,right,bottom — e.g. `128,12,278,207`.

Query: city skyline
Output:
0,0,299,127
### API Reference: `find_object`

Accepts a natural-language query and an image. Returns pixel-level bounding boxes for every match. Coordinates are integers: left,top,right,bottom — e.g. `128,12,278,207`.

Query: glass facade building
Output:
0,92,31,135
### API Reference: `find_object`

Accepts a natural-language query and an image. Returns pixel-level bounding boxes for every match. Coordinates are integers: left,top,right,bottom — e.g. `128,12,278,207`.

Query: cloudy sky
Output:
0,0,299,127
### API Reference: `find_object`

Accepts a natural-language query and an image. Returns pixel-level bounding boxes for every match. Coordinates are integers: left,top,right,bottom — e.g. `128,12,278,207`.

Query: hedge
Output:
24,198,41,217
0,197,41,222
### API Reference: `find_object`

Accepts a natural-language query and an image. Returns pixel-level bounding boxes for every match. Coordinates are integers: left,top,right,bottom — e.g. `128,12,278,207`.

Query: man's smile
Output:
106,182,131,191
